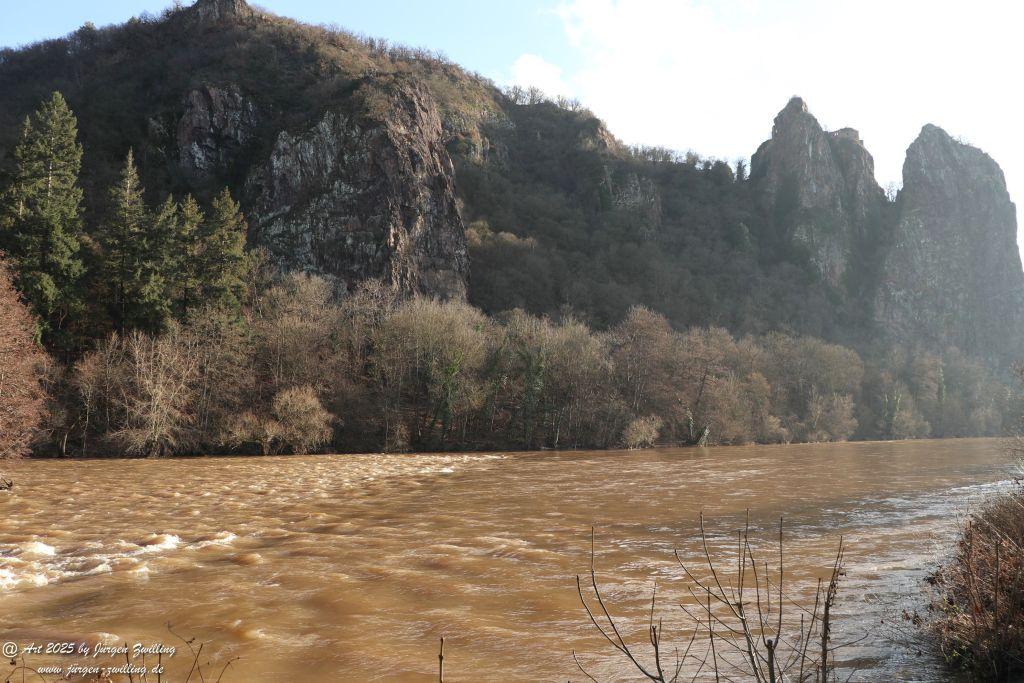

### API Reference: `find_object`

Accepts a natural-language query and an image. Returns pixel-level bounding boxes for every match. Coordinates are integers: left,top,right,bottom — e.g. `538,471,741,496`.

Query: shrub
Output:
621,415,662,449
271,385,334,453
229,386,334,455
923,480,1024,679
229,410,282,456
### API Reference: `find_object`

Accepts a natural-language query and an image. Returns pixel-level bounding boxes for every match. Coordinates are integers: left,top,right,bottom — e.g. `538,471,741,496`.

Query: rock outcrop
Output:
751,97,885,286
6,0,1024,368
603,168,662,230
177,84,258,182
189,0,253,23
876,125,1024,361
246,77,468,299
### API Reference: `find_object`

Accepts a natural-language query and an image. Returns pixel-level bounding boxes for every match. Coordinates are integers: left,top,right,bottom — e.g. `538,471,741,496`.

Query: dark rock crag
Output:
189,0,254,24
751,97,886,287
245,77,468,299
158,0,469,300
177,84,258,182
876,124,1024,361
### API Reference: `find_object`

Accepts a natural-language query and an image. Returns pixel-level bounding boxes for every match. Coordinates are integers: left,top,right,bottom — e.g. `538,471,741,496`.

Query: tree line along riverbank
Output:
1,257,1017,458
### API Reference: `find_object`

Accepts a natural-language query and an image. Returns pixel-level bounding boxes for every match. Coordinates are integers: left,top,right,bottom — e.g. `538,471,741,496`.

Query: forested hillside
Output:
0,0,1020,456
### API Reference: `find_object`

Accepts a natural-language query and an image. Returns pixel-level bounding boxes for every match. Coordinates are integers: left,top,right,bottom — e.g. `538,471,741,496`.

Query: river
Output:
0,438,1016,681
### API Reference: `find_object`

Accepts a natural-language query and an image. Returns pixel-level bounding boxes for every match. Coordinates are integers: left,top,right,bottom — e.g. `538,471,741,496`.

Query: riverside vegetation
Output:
0,88,1018,459
906,416,1024,681
919,477,1024,680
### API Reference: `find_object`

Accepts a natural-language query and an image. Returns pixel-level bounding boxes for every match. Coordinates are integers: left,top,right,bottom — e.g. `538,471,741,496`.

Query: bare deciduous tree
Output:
110,327,202,456
0,256,47,459
73,325,201,456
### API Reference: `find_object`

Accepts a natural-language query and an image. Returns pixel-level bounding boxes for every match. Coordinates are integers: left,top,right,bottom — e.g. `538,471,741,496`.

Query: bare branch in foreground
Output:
575,517,850,682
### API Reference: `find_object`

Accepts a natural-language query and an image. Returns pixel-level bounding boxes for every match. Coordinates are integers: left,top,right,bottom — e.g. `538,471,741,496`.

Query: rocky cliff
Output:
751,97,1024,362
176,84,258,183
1,1,1022,368
115,0,470,300
751,97,886,288
877,124,1024,361
188,0,253,24
245,77,468,299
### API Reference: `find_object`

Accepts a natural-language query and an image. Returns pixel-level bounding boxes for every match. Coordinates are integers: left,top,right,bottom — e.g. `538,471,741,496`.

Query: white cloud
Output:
509,53,573,98
510,0,1024,247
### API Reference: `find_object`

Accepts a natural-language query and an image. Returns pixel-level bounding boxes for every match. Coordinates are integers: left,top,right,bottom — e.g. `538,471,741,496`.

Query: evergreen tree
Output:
145,196,179,327
98,150,173,331
99,149,145,330
199,188,248,313
0,92,85,349
172,194,204,315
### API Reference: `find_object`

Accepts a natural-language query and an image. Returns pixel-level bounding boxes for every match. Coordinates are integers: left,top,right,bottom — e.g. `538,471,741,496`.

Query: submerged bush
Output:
230,386,334,455
271,385,334,454
621,415,662,449
924,480,1024,680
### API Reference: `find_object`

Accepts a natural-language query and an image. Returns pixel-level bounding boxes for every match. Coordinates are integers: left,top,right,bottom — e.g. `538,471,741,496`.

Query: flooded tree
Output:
75,326,201,456
488,310,618,450
608,307,688,440
369,297,491,450
231,384,334,455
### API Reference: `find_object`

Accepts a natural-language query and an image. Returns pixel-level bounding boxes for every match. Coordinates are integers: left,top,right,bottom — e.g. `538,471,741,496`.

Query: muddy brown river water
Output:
0,439,1016,681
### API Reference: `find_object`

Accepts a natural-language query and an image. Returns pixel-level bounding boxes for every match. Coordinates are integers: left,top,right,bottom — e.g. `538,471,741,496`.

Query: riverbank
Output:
1,433,1000,462
915,472,1024,679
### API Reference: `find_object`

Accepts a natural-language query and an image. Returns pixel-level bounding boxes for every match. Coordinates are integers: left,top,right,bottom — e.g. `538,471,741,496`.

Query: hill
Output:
1,0,1020,454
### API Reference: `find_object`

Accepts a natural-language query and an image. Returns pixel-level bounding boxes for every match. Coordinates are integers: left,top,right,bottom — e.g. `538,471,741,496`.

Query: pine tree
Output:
198,188,248,313
99,150,145,330
145,196,179,327
0,92,85,349
98,150,173,331
172,194,204,315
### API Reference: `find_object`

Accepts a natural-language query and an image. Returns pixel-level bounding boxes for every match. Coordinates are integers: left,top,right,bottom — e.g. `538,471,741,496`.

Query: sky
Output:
4,0,1024,246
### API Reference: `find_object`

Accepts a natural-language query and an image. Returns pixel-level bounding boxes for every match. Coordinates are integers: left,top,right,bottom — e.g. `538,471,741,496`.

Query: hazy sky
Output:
5,0,1023,246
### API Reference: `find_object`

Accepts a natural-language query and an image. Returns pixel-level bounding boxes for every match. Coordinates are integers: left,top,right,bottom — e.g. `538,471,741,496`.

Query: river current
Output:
0,439,1015,681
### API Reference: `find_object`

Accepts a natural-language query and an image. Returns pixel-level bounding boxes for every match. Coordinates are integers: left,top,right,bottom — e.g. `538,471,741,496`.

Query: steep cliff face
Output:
751,97,885,287
141,0,468,300
176,84,258,182
5,0,1024,363
600,165,663,232
245,78,468,299
876,125,1024,361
